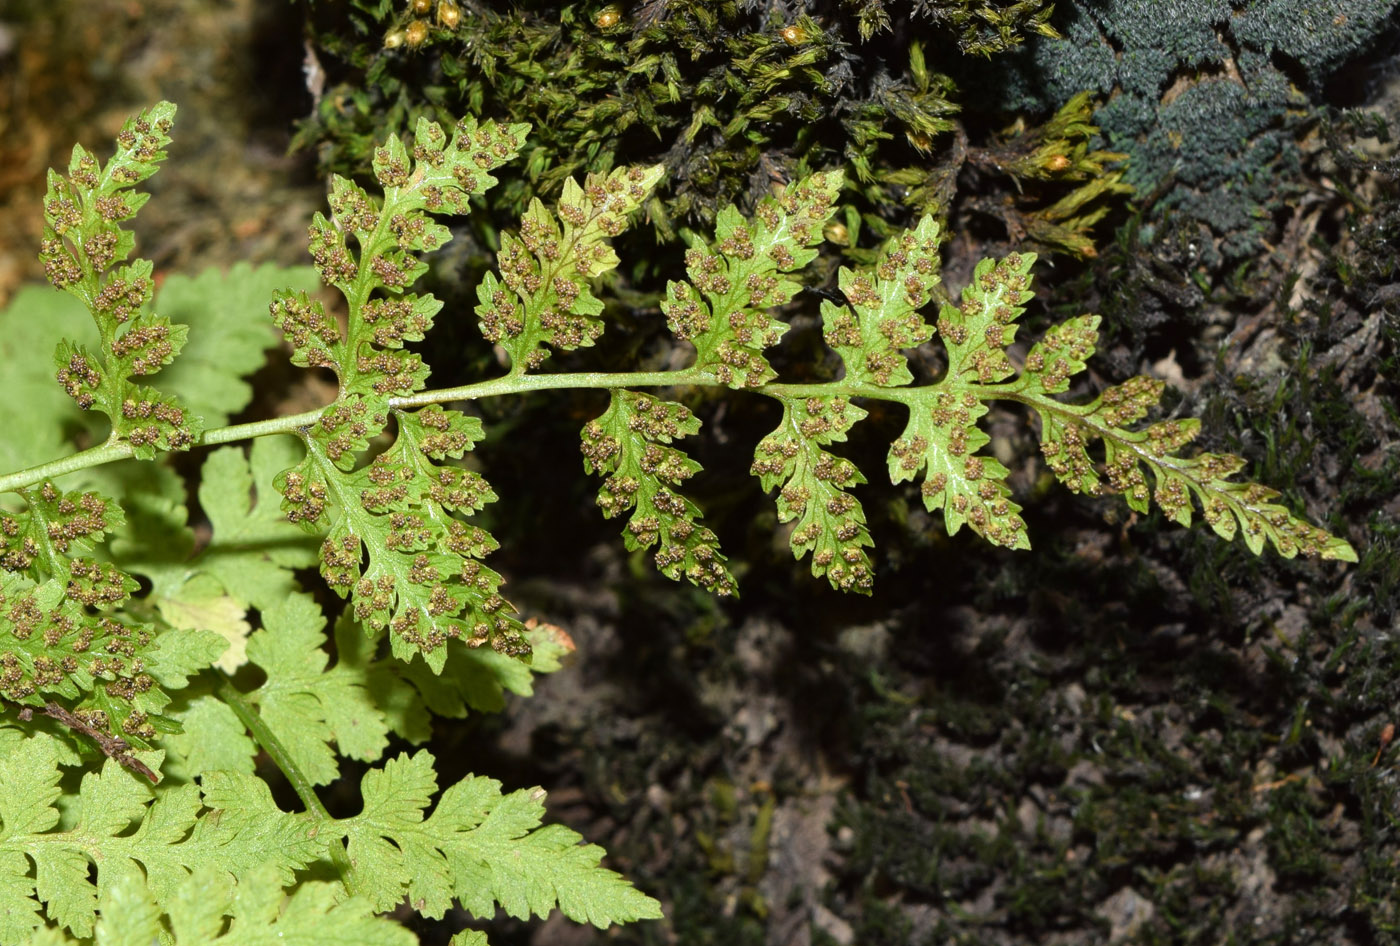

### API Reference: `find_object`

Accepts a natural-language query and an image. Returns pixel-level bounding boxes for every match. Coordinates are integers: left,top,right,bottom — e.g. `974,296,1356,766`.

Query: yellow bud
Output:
1047,154,1072,172
823,222,849,246
906,131,932,152
383,29,407,49
437,0,460,28
411,0,432,13
405,19,429,46
595,3,622,28
780,24,808,45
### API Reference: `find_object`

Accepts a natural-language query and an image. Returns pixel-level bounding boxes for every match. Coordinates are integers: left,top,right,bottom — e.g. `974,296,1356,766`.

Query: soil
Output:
2,3,1398,945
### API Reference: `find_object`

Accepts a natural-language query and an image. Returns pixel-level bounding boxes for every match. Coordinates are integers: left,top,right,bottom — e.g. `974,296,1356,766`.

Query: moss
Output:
978,0,1399,264
296,0,1126,287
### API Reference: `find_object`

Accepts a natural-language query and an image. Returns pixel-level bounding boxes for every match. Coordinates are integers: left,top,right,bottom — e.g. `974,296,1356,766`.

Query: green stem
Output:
216,672,355,876
0,369,923,497
216,672,330,820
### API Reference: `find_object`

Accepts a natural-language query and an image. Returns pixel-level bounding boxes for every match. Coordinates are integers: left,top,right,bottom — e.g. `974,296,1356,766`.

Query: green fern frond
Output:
0,729,323,942
477,164,665,371
663,171,842,388
753,396,876,592
272,116,536,667
337,750,663,925
0,100,1359,946
582,391,736,596
40,102,200,456
0,481,225,754
821,215,941,388
31,864,415,946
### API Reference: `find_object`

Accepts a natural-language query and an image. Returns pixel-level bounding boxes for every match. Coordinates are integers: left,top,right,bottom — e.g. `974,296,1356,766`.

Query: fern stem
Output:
0,371,925,496
215,671,357,878
215,672,332,820
0,409,323,495
388,367,709,406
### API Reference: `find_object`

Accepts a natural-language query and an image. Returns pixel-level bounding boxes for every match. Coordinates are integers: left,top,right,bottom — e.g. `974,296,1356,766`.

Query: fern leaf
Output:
924,251,1361,562
338,751,663,925
1027,376,1357,561
0,730,324,940
752,396,875,592
662,171,842,387
889,252,1037,548
352,614,573,745
0,483,225,748
821,214,940,387
581,391,736,595
160,693,255,780
277,402,526,670
274,115,534,667
39,102,201,456
274,115,527,397
244,595,390,785
475,164,665,371
890,389,1030,549
64,864,418,946
0,287,90,473
140,438,317,679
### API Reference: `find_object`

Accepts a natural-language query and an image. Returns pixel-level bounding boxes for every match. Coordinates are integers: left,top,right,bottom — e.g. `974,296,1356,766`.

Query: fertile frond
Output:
909,250,1356,562
278,403,526,671
273,115,529,397
662,172,842,388
822,215,941,387
475,164,665,371
752,396,874,592
581,391,735,595
337,750,663,925
0,482,225,752
273,116,535,669
892,252,1034,549
1027,377,1357,561
40,102,200,456
0,100,1360,946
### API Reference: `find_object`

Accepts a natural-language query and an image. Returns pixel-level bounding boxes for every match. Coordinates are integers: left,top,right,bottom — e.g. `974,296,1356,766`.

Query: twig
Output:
14,702,158,783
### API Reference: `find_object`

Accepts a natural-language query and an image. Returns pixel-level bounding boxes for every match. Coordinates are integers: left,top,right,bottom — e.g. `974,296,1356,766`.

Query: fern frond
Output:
33,864,415,946
273,117,536,667
0,482,225,753
914,251,1356,562
337,750,663,925
663,171,842,388
39,102,201,456
477,165,665,371
276,400,523,670
752,396,875,592
0,729,323,942
581,391,736,595
821,215,941,388
893,252,1033,549
1026,378,1357,561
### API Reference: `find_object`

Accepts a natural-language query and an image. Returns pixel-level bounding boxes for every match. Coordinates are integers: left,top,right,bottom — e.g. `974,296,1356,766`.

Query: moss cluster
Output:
297,0,1125,278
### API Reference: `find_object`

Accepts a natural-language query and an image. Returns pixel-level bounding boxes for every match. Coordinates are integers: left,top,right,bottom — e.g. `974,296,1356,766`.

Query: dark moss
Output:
975,0,1400,267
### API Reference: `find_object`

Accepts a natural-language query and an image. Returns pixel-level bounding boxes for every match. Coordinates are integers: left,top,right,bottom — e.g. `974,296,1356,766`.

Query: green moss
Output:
297,0,1125,283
